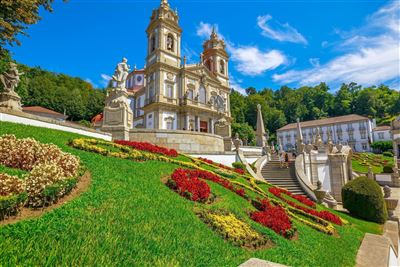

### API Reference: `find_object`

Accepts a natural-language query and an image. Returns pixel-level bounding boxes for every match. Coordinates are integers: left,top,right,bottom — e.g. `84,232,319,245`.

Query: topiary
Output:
232,162,246,170
383,164,394,173
342,176,387,223
383,151,394,157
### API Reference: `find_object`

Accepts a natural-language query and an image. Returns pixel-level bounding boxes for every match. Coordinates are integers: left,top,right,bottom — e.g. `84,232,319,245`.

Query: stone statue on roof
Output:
112,58,130,91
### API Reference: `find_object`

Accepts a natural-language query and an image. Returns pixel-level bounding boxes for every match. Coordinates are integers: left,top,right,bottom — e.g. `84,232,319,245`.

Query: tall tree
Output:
0,0,62,51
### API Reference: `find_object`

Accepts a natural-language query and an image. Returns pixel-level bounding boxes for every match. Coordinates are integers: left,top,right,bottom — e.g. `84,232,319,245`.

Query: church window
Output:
165,84,173,98
219,60,225,74
199,86,206,104
204,60,211,72
187,89,193,100
150,35,156,52
166,34,174,51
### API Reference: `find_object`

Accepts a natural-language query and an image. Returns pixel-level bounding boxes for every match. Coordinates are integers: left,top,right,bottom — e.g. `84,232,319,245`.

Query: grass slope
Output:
352,152,393,174
0,122,381,266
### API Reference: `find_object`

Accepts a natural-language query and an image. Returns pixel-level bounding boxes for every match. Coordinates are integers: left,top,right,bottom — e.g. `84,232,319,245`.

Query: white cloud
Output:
100,74,112,87
257,15,307,45
182,44,199,64
229,45,287,76
196,22,287,76
196,22,218,39
273,0,400,87
229,75,247,95
309,58,320,67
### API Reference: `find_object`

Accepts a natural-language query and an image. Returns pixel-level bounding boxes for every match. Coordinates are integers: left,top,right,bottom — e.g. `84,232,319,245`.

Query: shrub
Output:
383,151,393,157
342,176,387,223
383,164,394,173
371,141,392,153
0,173,27,218
232,162,246,170
25,163,72,207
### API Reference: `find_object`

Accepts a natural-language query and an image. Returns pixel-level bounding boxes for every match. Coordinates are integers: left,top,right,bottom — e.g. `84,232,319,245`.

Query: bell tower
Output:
202,27,229,87
145,0,182,68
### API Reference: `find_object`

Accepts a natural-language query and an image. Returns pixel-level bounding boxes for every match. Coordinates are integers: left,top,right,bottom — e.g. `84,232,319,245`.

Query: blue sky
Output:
8,0,400,93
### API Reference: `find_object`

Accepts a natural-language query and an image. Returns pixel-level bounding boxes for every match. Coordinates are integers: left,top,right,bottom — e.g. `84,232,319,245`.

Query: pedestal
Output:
0,91,22,111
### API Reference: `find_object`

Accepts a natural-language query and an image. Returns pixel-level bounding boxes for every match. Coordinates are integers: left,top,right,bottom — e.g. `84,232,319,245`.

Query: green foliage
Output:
342,177,387,223
352,152,393,174
382,164,393,174
0,0,63,50
232,162,246,170
231,122,255,143
371,141,393,153
383,151,393,157
230,82,400,134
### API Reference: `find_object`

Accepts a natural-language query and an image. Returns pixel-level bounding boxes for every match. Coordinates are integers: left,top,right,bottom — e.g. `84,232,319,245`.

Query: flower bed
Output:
269,187,342,225
269,187,316,208
0,173,27,219
167,168,211,203
251,199,295,238
178,169,248,199
0,135,81,212
197,157,245,175
115,140,178,157
197,209,269,249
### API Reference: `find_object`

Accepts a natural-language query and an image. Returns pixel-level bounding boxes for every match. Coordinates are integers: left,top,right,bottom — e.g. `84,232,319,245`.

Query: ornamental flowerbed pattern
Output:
197,209,270,249
115,140,178,157
251,199,295,239
198,157,245,175
167,168,211,202
0,135,81,216
269,187,342,225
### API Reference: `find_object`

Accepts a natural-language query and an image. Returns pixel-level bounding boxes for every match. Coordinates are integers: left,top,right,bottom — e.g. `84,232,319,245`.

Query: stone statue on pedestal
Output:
102,58,133,140
0,62,24,111
112,58,130,91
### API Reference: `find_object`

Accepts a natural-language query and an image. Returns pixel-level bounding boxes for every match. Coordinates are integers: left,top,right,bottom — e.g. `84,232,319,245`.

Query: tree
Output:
229,89,247,123
231,122,255,144
245,87,257,95
0,0,63,51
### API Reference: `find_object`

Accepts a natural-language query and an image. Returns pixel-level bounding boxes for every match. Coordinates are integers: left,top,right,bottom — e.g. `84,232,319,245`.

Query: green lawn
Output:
0,122,381,266
352,152,393,174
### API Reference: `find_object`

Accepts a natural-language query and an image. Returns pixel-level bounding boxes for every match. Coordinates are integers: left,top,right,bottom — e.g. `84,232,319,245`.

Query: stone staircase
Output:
261,160,305,195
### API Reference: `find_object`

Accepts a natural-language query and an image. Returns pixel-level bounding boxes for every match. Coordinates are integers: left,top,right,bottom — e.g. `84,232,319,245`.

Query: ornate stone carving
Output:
0,62,24,111
112,58,130,91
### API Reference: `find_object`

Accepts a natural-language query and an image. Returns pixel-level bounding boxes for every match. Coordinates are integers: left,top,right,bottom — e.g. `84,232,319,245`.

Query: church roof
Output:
372,125,390,131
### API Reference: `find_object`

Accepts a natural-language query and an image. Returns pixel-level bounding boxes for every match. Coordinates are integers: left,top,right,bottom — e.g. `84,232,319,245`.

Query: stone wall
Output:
128,128,224,153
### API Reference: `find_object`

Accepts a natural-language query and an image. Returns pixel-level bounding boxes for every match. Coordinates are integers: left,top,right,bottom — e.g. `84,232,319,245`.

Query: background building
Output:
372,125,391,142
277,114,376,152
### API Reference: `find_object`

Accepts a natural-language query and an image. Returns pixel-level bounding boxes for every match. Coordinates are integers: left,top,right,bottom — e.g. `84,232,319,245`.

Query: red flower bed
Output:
251,199,294,238
269,187,342,225
169,168,210,202
198,157,246,175
115,140,178,157
175,168,248,198
269,187,316,208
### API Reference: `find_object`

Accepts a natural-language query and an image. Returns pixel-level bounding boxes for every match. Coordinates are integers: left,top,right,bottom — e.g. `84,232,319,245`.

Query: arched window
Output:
199,86,206,104
150,35,156,52
219,60,225,74
204,59,211,72
166,34,174,51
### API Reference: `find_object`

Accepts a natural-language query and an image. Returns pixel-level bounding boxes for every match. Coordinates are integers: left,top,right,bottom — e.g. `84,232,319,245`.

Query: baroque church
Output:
125,0,231,137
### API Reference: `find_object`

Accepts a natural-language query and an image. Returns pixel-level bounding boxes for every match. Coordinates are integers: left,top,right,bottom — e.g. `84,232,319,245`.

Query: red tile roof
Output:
372,125,390,131
23,106,67,118
127,85,144,93
277,114,370,132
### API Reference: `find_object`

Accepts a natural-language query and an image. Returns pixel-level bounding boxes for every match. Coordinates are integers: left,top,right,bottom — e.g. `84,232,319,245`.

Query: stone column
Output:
196,116,200,132
255,104,266,147
185,114,190,130
328,153,349,202
210,118,215,134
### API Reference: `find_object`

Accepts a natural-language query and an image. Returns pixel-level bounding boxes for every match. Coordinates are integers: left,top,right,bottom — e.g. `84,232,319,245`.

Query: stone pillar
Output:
185,114,190,130
255,104,266,147
101,89,133,141
196,116,200,132
210,118,215,134
328,153,349,202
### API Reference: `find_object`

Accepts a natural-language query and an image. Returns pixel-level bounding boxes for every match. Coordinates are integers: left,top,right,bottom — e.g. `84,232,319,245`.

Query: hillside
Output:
0,122,381,266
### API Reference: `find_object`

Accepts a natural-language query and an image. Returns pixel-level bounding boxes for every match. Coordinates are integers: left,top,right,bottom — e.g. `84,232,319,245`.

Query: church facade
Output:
125,0,231,138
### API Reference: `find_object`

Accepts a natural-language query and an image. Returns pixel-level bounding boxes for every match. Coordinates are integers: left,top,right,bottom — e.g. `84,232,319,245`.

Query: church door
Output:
200,121,208,133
